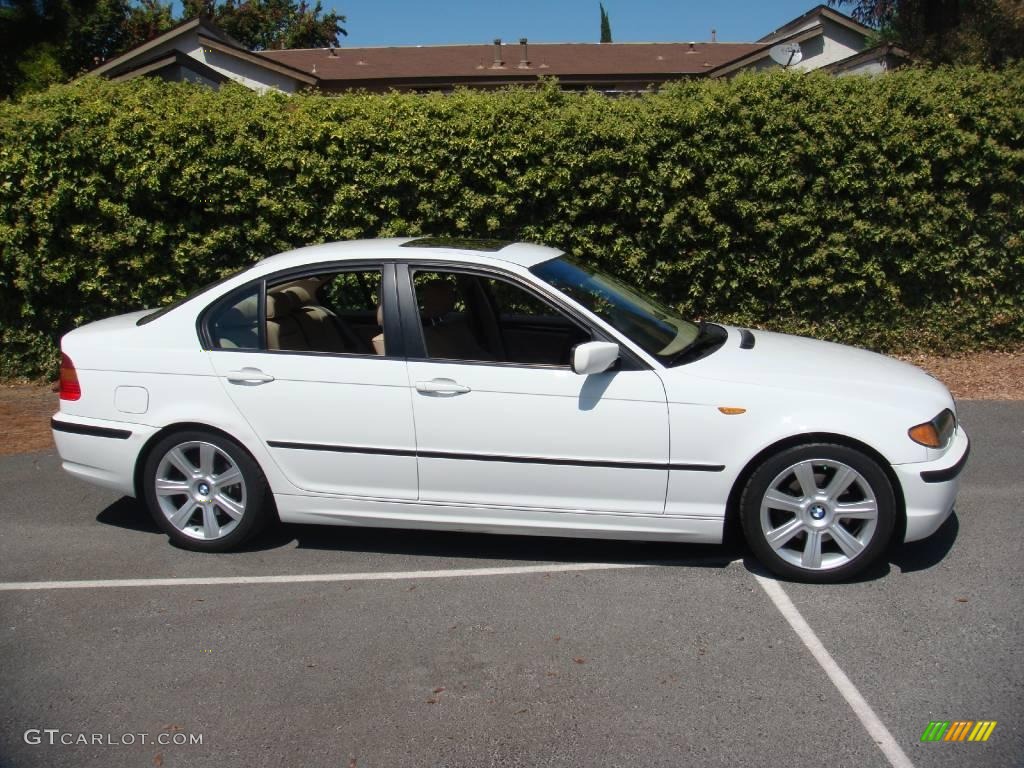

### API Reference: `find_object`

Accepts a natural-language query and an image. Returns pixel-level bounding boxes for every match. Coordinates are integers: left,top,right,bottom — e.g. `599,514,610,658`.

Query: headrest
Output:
231,295,258,322
266,290,298,320
376,303,384,326
283,285,314,304
420,280,456,318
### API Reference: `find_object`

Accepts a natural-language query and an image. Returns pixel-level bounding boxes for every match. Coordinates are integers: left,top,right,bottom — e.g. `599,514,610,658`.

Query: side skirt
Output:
274,493,724,544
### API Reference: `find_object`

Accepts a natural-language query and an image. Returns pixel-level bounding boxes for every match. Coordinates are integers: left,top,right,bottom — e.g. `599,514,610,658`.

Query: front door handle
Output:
226,367,275,385
415,378,471,395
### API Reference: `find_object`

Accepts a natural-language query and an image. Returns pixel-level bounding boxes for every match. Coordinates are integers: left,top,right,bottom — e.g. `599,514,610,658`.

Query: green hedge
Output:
1,68,1022,378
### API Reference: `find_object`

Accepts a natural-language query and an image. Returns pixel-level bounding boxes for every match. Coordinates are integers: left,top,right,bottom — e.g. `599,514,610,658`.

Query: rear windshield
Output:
136,266,256,326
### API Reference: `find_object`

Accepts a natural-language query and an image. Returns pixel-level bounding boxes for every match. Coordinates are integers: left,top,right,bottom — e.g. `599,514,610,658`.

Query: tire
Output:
740,443,895,583
142,429,272,552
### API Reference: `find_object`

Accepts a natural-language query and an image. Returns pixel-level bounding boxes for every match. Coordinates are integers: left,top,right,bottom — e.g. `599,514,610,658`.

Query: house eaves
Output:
108,50,231,84
822,43,913,74
196,35,319,85
86,17,232,78
758,3,872,42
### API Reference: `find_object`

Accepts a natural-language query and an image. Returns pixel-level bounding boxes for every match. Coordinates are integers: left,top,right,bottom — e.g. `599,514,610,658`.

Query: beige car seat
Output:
266,291,307,350
266,284,356,353
283,286,351,353
419,280,493,361
371,304,385,356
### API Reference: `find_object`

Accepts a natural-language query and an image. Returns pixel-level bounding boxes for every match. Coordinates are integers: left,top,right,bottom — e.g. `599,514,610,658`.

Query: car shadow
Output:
95,496,740,568
95,497,162,533
95,496,957,576
270,524,743,568
890,511,959,574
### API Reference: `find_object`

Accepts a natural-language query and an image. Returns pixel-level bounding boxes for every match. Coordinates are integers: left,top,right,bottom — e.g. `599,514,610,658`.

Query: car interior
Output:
265,271,384,355
412,270,591,366
209,267,592,367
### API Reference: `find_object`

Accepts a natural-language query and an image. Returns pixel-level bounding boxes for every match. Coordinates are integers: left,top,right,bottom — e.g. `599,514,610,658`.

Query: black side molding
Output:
51,417,132,440
920,438,970,483
739,329,756,350
268,440,416,457
268,440,724,473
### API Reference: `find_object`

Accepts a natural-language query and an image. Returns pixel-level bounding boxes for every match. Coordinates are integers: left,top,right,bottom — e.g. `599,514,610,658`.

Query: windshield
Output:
530,256,701,363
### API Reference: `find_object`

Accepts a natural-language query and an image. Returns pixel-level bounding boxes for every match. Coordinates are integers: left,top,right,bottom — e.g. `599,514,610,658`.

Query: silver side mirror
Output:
571,341,619,375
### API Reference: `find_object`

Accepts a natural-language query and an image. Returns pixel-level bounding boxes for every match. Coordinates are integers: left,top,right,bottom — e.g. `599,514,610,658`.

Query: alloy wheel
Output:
154,440,247,541
758,458,879,571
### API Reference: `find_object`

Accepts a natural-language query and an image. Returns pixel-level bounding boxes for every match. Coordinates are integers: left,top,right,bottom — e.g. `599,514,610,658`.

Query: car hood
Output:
668,326,953,412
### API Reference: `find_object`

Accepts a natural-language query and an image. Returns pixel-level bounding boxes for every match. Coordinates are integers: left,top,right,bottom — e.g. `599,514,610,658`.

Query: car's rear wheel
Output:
740,443,895,583
143,430,271,551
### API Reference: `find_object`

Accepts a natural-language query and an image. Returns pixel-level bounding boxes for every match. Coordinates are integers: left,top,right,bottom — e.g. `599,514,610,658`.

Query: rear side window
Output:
208,287,261,350
266,269,384,355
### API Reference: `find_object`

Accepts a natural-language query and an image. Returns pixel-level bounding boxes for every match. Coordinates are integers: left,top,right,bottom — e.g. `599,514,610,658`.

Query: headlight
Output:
908,409,956,448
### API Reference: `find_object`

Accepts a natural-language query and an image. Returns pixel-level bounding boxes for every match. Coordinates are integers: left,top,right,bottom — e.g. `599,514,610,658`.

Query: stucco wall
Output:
738,19,867,75
191,44,303,93
792,18,866,71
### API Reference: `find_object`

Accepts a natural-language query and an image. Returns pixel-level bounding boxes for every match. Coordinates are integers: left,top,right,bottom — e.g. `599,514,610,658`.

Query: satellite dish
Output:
769,42,803,68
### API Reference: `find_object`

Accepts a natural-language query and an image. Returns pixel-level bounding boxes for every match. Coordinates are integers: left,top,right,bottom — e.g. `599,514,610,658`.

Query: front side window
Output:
412,269,590,366
530,256,713,365
266,269,384,355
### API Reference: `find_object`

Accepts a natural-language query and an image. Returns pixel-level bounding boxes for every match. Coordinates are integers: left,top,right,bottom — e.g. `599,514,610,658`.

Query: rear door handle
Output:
226,367,275,385
415,378,471,395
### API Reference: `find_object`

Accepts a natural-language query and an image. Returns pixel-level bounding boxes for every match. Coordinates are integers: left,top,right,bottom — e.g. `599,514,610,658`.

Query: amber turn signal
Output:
718,407,746,415
908,422,941,447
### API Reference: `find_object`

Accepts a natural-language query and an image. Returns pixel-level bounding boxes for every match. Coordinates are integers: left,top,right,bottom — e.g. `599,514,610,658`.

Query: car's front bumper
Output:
892,426,970,542
51,414,157,498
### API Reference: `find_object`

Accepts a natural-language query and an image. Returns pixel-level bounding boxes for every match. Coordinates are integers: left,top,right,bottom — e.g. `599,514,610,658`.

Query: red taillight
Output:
59,353,81,401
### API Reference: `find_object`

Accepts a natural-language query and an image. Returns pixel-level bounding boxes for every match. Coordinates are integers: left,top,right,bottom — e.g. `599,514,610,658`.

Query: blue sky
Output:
184,1,833,46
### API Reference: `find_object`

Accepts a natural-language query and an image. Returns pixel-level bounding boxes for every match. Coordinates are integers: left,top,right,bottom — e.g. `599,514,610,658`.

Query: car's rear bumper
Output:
893,426,970,542
51,414,156,497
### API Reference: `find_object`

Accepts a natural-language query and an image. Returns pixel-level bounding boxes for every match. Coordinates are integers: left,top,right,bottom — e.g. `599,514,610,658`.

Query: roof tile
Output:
259,41,764,84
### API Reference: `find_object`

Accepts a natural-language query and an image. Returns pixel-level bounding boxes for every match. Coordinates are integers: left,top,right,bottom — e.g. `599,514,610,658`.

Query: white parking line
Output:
754,574,915,768
0,562,649,592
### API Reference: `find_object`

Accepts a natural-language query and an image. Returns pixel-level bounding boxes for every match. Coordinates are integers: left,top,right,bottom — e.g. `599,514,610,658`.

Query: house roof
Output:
85,15,317,85
88,17,233,78
85,5,875,91
257,41,764,85
757,3,873,42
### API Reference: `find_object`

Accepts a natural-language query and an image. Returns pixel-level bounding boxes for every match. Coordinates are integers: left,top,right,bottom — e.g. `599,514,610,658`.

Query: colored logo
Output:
921,721,997,742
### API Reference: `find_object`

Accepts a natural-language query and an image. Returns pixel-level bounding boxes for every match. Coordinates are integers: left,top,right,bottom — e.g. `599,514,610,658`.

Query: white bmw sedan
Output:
52,238,969,582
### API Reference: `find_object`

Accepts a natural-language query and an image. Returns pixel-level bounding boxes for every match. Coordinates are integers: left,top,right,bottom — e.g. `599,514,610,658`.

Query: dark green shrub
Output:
1,67,1021,378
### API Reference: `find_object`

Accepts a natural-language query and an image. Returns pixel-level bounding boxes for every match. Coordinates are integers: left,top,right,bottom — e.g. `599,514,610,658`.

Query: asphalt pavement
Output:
0,401,1021,768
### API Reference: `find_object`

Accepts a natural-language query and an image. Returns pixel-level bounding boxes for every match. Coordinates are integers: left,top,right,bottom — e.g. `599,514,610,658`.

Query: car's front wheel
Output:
740,443,896,583
143,429,272,551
